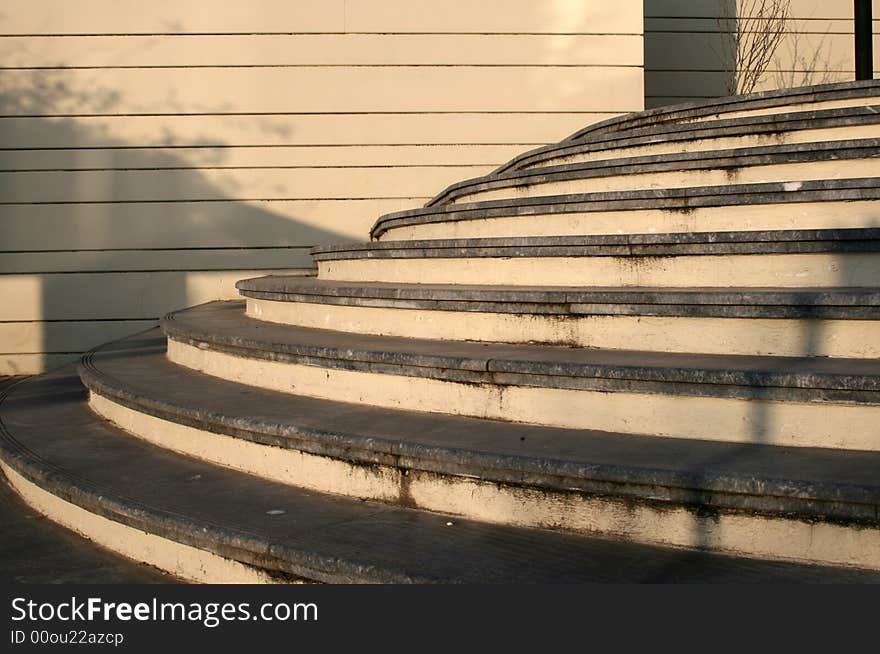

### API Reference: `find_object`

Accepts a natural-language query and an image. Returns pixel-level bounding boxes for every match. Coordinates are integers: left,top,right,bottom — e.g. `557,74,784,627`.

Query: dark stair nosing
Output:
0,460,176,584
371,178,880,239
9,369,880,582
79,333,880,525
562,80,880,143
236,277,880,320
493,103,880,175
314,227,880,261
427,138,880,207
161,302,880,404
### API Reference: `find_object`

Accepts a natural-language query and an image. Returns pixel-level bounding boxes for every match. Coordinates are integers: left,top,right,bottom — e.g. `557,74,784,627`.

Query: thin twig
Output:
716,0,790,95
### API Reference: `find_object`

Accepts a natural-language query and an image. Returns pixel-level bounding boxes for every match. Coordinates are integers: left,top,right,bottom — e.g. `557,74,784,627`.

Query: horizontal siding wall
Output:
0,0,645,374
645,0,879,107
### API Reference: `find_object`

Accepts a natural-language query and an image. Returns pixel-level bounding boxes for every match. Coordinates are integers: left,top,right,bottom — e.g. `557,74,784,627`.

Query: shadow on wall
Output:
0,71,351,374
643,0,737,108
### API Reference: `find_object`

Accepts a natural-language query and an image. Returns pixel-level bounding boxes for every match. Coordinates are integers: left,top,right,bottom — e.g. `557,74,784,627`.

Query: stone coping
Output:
315,228,880,261
76,333,880,525
427,138,880,207
565,79,880,142
491,104,880,175
371,178,880,239
8,368,876,581
236,277,880,320
161,302,880,404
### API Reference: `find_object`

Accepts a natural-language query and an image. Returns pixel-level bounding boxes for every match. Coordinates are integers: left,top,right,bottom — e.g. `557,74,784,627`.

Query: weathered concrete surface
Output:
497,102,880,174
4,369,880,582
430,139,880,206
162,301,880,402
237,276,880,319
0,378,174,584
560,80,880,144
312,228,880,288
81,333,880,523
319,227,880,259
372,178,880,240
0,475,177,584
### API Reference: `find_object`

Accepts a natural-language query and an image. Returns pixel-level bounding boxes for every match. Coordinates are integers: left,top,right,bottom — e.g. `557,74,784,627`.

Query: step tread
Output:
163,302,880,395
313,227,880,260
428,138,880,207
0,377,176,584
497,104,880,174
0,470,175,584
4,367,880,583
562,80,880,142
558,104,880,152
238,275,880,307
81,332,880,521
371,178,880,239
238,276,880,319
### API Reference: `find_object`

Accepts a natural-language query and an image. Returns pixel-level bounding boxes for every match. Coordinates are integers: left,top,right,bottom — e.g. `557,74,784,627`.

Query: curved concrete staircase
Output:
3,81,880,583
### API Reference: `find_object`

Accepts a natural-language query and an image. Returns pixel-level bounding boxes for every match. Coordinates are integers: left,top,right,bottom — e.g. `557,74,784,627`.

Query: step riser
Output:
376,200,880,241
0,462,279,584
167,339,880,451
317,252,880,288
517,125,879,171
87,392,880,571
447,159,880,206
89,392,404,503
7,80,880,582
245,298,880,358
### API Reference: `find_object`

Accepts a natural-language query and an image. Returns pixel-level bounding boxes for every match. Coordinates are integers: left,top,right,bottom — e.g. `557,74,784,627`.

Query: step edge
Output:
428,139,880,207
0,375,438,584
235,282,880,320
371,178,880,239
564,80,880,142
78,352,880,525
160,307,880,402
494,104,880,176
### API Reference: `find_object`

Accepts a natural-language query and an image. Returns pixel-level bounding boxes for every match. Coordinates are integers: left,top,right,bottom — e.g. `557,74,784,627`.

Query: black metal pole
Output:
855,0,873,80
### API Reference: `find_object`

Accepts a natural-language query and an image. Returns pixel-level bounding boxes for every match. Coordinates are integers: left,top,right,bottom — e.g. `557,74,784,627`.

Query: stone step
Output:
7,368,879,581
314,228,880,289
370,178,880,241
429,139,880,207
0,472,175,584
162,302,880,450
0,377,176,583
235,276,880,358
75,332,880,570
493,106,880,174
564,80,880,143
372,177,880,241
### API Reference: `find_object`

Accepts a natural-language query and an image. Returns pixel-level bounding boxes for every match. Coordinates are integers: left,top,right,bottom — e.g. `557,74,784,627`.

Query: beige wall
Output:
645,0,880,107
0,0,644,374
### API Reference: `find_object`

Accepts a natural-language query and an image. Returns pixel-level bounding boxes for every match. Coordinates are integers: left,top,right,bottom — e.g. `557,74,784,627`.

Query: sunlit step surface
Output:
562,80,880,143
501,106,880,173
236,276,880,358
162,302,880,450
66,333,880,570
7,367,878,580
429,140,880,207
373,178,880,241
315,229,880,289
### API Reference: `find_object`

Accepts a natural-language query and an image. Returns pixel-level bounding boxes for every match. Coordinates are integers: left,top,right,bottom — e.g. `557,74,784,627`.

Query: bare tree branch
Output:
772,27,840,89
716,0,790,95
